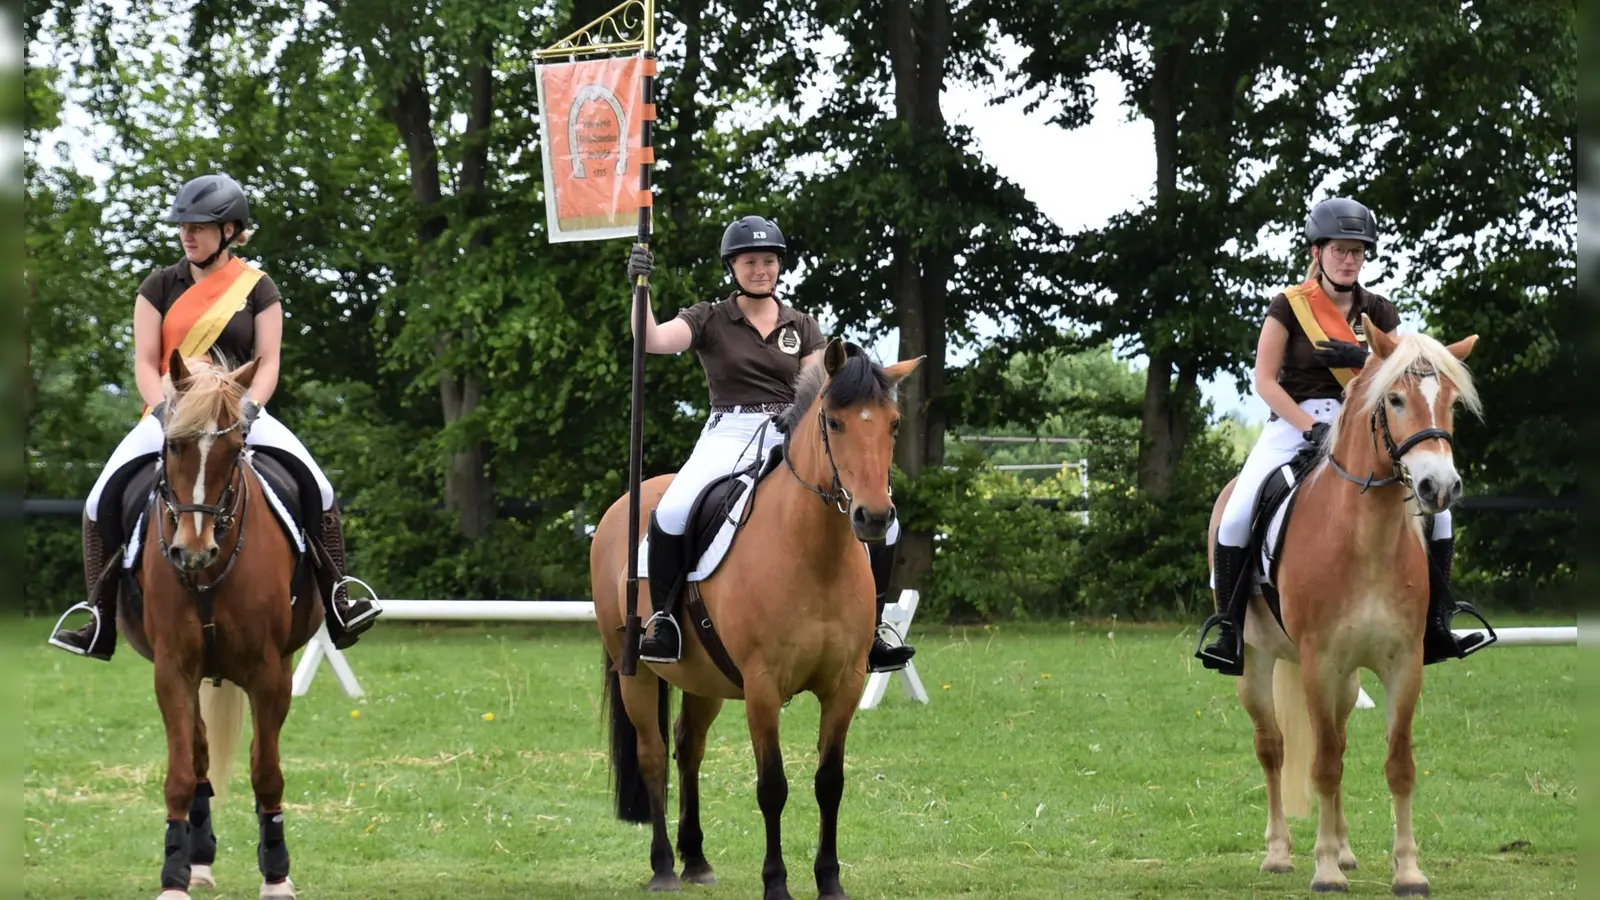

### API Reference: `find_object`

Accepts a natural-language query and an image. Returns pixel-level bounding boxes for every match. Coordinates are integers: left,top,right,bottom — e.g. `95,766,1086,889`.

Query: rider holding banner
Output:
49,174,380,660
1196,197,1494,676
624,215,915,674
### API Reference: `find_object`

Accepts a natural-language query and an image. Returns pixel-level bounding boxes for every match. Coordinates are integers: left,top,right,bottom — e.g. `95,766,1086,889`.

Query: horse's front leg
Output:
813,670,865,900
1302,650,1353,893
1379,653,1430,896
248,654,296,898
1237,644,1293,874
154,656,199,899
745,676,793,900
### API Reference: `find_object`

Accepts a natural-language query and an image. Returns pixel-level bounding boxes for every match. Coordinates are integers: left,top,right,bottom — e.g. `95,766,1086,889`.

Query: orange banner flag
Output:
535,56,650,243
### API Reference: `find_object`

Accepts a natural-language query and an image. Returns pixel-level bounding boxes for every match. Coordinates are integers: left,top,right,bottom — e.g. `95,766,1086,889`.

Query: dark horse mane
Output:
775,342,895,435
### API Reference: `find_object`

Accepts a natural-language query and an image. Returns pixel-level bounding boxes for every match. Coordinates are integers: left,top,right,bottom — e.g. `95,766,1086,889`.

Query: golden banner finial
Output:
532,0,654,60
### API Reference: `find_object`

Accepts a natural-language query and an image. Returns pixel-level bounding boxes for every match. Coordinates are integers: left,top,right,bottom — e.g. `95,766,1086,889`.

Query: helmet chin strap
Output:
195,225,237,270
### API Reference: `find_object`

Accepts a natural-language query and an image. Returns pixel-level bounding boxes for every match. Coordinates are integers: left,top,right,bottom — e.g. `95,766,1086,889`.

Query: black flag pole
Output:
532,0,656,676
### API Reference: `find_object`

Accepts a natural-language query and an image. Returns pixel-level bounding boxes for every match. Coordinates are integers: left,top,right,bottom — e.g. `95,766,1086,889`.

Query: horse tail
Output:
199,679,248,803
1272,659,1314,818
603,650,671,823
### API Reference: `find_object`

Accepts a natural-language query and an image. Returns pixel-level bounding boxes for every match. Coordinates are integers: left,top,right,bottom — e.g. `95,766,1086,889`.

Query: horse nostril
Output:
1417,477,1436,502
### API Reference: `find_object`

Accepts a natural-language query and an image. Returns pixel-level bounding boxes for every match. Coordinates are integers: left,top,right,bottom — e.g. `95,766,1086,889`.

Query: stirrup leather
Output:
637,611,682,663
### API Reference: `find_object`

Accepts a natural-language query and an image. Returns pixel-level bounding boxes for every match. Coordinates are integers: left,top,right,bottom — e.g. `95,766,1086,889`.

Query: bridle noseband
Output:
156,418,251,595
1327,365,1455,499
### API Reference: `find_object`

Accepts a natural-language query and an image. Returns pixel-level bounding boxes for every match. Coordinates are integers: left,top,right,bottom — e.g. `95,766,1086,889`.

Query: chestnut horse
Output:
127,352,322,899
591,339,920,899
1207,316,1480,895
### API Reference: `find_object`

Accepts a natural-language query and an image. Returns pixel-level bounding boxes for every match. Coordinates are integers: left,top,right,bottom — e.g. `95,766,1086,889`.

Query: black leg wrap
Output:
161,818,192,890
188,781,217,866
258,808,290,884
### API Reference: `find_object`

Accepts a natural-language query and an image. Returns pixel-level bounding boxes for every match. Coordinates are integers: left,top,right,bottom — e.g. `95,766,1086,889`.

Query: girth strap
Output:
684,583,743,689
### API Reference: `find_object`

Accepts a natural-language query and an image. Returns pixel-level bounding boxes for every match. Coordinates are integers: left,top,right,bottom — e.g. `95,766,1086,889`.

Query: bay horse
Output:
1207,315,1480,895
591,338,920,899
125,351,322,899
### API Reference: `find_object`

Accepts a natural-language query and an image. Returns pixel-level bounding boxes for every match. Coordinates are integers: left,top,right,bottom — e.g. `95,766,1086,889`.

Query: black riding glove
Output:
626,244,654,281
1311,339,1369,369
1303,422,1331,445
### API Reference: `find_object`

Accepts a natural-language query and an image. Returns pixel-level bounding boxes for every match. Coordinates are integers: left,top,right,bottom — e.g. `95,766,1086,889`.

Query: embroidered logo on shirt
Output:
777,327,801,355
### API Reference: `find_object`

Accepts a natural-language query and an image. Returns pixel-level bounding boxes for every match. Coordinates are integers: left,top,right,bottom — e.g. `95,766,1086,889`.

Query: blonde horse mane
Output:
1324,331,1481,453
163,356,248,437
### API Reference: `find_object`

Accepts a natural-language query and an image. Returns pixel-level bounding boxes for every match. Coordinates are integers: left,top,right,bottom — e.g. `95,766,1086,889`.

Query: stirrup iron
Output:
47,602,104,656
1193,612,1240,669
1447,601,1497,657
637,610,682,664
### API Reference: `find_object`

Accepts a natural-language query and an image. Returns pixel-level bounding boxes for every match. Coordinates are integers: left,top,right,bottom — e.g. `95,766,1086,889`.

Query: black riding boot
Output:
1422,534,1496,664
47,514,120,661
638,513,688,663
317,503,379,650
1195,543,1251,676
866,539,914,673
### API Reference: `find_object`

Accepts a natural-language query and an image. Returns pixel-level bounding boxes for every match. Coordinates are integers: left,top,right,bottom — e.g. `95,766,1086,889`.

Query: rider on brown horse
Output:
625,216,914,673
49,173,380,660
1196,197,1495,675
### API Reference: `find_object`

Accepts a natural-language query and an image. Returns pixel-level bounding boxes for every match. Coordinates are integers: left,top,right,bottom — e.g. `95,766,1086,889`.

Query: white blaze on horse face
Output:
859,409,873,421
1401,374,1459,509
191,433,216,538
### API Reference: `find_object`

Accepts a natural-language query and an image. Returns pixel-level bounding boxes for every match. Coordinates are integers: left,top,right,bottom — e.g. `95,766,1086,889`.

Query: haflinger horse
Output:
1209,315,1480,896
592,338,921,899
126,351,322,900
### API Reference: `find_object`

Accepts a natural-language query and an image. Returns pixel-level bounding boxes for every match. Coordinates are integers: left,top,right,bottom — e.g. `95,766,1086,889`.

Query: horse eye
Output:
826,417,843,433
1387,394,1404,409
167,441,181,455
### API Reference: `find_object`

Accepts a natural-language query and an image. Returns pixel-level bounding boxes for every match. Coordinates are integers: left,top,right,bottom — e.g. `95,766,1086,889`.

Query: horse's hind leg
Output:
1377,653,1430,896
675,692,724,886
1237,644,1292,874
187,712,218,890
154,658,200,898
620,671,680,892
248,655,296,898
745,677,793,900
813,677,864,900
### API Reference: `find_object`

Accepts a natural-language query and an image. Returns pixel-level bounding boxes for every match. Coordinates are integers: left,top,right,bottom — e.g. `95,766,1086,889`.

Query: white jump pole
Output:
1354,625,1576,708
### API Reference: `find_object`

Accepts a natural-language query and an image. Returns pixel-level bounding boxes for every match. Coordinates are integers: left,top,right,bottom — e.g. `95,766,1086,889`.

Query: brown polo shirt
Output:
1266,282,1399,404
675,295,827,408
138,258,282,368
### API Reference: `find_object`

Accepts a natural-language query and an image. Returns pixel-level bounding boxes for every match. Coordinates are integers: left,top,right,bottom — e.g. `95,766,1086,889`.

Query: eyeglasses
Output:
1324,245,1367,261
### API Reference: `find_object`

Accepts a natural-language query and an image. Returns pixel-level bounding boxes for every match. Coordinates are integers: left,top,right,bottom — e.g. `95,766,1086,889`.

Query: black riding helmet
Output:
720,215,786,299
1305,197,1377,293
166,174,251,268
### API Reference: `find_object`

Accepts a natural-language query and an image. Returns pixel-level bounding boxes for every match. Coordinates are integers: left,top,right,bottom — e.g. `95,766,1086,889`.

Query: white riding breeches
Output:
84,408,335,521
654,408,902,547
1216,397,1450,549
656,410,786,535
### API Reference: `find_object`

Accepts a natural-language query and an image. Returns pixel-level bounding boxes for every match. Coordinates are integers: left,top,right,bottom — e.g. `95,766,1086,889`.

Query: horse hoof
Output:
1392,883,1431,897
1260,859,1294,875
680,865,716,886
189,864,216,889
645,873,683,892
1312,881,1349,893
260,878,296,899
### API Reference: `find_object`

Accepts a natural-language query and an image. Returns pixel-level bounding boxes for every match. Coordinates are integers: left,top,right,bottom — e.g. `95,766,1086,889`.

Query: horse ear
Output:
883,356,924,386
1362,314,1397,360
230,356,262,390
168,350,191,386
1445,334,1478,361
824,338,846,377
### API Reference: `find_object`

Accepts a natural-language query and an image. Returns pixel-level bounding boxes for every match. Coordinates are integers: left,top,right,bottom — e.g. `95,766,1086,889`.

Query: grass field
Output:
20,617,1576,899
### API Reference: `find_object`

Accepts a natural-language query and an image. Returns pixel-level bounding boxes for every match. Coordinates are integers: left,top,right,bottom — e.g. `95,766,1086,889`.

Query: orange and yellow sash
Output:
159,256,263,375
1283,279,1362,387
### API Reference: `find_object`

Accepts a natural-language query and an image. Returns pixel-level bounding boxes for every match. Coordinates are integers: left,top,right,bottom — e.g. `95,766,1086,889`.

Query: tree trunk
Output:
1136,40,1190,500
382,42,495,539
885,0,953,593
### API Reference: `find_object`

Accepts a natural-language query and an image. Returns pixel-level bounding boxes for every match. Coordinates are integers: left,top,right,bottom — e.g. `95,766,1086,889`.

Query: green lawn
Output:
20,618,1576,898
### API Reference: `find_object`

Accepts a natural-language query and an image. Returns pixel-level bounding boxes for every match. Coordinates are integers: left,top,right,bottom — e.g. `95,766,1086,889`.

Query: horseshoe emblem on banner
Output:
567,84,629,180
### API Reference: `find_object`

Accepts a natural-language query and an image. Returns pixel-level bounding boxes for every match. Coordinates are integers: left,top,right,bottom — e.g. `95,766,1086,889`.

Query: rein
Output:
154,417,252,686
